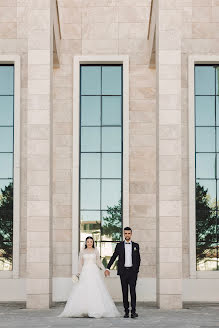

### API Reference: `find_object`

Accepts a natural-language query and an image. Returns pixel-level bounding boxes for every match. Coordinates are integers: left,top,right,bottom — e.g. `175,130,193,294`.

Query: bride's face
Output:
86,239,93,248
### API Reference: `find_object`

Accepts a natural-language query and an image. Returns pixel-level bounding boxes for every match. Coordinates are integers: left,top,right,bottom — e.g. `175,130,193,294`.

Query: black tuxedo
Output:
107,241,141,314
107,241,140,275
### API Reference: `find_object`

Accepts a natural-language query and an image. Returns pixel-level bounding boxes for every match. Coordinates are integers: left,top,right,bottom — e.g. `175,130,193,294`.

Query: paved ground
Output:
0,303,219,328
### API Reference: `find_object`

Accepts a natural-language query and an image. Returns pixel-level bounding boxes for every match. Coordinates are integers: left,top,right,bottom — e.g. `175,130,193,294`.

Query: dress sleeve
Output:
95,248,105,270
78,250,84,274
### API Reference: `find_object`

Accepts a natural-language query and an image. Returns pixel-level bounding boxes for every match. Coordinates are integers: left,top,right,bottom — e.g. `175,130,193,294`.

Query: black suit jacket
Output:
107,241,141,276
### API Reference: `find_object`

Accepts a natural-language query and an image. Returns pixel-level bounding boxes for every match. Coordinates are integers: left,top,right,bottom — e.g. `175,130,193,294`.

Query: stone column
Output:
26,0,53,309
156,0,183,309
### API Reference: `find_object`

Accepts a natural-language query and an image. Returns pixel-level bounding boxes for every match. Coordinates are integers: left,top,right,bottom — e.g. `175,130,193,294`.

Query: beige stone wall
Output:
26,0,54,308
1,0,219,307
181,0,219,278
0,0,28,278
3,0,215,291
0,0,155,287
17,0,28,279
155,0,183,309
53,0,156,279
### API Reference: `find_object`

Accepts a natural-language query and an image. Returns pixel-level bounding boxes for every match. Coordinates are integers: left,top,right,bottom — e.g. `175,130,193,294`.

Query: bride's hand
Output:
104,270,110,277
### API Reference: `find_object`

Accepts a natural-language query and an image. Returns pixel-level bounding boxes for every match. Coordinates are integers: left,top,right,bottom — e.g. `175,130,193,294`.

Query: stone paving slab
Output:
0,303,219,328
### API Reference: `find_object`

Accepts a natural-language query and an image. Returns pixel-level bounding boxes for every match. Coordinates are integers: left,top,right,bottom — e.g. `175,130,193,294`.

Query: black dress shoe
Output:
131,312,138,318
124,313,129,318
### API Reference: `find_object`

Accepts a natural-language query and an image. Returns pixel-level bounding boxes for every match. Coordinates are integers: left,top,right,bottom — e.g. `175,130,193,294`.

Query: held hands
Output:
104,270,110,277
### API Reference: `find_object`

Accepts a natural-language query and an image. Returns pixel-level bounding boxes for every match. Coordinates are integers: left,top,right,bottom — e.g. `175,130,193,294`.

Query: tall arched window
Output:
195,64,219,271
79,65,123,268
0,65,14,271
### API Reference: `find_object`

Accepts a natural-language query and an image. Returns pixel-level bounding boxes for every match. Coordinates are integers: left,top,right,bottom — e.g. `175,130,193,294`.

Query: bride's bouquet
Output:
72,274,79,283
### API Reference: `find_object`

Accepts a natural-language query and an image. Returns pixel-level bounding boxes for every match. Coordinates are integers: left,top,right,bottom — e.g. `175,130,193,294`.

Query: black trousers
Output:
120,267,138,313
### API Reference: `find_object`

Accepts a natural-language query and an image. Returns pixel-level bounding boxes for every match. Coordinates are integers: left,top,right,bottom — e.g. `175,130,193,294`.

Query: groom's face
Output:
124,230,132,241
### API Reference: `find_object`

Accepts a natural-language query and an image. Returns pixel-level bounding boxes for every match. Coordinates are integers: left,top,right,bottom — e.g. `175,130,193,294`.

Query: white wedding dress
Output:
59,248,120,318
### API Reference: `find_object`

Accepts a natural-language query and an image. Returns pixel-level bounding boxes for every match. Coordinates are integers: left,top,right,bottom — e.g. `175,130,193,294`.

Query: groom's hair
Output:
124,226,132,232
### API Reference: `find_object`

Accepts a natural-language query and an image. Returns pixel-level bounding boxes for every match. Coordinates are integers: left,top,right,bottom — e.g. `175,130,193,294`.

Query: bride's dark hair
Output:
85,236,95,249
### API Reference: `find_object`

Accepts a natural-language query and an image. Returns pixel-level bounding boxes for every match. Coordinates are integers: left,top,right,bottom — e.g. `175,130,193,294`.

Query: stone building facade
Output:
0,0,219,309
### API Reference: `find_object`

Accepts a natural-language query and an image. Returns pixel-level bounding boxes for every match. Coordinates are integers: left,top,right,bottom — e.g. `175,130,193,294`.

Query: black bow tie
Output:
125,242,131,244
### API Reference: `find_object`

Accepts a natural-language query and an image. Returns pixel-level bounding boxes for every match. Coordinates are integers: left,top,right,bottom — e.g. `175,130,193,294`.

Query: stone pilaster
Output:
26,0,53,309
156,0,183,309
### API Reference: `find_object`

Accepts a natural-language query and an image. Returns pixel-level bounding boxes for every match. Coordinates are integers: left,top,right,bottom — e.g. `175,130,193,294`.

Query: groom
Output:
105,227,141,319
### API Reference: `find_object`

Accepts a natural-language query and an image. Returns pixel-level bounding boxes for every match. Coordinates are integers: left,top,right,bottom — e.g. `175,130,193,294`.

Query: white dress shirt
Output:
124,241,132,267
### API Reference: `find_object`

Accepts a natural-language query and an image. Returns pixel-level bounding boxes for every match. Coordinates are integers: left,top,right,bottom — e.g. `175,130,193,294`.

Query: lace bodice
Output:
78,248,105,274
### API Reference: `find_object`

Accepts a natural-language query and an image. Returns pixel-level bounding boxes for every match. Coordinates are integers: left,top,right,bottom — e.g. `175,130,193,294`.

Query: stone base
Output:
26,294,52,309
157,294,182,310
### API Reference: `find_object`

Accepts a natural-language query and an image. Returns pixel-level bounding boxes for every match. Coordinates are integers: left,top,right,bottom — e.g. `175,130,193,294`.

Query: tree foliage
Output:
0,182,13,263
196,182,217,265
102,199,122,241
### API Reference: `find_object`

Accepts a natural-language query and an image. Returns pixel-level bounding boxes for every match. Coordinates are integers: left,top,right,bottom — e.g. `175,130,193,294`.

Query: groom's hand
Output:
104,270,110,277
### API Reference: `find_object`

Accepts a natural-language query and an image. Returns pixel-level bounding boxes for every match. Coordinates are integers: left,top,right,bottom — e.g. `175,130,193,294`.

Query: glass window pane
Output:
80,65,123,255
195,65,219,271
196,210,217,242
102,127,121,152
101,209,122,242
0,223,13,242
217,154,219,178
102,153,121,178
96,241,101,253
81,127,100,152
0,242,12,271
196,242,218,271
81,153,100,178
0,153,13,179
81,96,101,126
0,67,14,272
102,96,121,126
195,66,215,95
216,97,219,126
80,179,100,210
0,66,13,95
0,179,13,272
80,224,101,243
196,179,216,210
0,179,13,197
80,241,84,251
196,127,215,152
0,180,13,271
81,211,100,223
217,181,219,211
196,153,215,179
0,127,13,152
102,66,122,95
216,128,219,152
80,211,101,242
81,66,101,95
0,96,13,126
101,242,119,269
195,96,215,126
101,179,121,210
216,67,219,96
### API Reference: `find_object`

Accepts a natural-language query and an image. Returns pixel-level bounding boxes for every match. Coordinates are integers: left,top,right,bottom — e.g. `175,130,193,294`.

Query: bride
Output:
59,236,120,318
